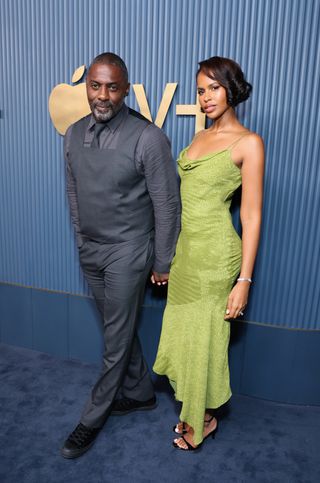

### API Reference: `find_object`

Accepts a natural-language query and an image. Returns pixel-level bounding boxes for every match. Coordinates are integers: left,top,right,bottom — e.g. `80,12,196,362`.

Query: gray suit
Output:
65,105,180,428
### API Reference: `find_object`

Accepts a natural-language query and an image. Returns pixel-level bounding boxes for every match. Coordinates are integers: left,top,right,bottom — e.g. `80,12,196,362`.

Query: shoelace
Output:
69,424,94,445
116,398,135,410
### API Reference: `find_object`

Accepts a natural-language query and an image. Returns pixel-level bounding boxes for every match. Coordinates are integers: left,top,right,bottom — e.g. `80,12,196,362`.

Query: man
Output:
61,52,180,458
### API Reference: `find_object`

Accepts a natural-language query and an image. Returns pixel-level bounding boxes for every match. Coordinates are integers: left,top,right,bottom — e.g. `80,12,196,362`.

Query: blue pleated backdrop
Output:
0,0,319,331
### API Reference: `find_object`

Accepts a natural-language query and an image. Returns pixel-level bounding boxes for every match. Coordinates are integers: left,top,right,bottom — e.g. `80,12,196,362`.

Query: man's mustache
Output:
93,100,113,108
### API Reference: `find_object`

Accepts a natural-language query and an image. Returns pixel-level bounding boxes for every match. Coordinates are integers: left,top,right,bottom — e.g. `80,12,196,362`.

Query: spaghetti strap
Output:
227,132,251,151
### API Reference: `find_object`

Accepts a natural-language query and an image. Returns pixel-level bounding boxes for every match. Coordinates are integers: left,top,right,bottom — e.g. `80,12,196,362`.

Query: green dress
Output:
153,138,244,445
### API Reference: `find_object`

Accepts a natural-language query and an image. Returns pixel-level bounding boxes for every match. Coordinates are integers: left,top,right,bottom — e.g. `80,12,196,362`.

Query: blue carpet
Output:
0,343,319,483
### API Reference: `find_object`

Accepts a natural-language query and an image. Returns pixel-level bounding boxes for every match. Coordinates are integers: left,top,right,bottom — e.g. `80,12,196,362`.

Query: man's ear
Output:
125,83,130,97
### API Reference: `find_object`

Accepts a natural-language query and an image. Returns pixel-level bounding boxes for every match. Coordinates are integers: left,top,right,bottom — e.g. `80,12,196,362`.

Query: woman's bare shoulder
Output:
231,129,264,167
243,131,264,148
240,132,265,168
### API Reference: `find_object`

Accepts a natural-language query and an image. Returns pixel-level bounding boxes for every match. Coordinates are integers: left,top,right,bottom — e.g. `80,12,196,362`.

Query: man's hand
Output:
151,271,169,285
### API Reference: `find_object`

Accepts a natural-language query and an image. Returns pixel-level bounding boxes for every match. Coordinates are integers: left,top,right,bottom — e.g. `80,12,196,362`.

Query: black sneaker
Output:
111,396,157,415
61,423,100,459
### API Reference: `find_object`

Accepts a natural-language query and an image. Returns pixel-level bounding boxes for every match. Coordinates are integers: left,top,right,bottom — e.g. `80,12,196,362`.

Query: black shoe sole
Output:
60,440,95,459
111,402,157,416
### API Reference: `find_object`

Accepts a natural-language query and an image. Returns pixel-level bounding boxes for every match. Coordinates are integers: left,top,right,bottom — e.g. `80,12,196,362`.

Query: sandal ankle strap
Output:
204,415,216,424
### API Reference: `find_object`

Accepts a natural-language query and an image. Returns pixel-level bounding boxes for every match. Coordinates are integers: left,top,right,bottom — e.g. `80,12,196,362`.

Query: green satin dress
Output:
153,138,244,445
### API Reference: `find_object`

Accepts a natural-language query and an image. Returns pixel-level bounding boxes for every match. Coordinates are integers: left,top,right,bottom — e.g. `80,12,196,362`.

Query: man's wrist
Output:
152,263,170,274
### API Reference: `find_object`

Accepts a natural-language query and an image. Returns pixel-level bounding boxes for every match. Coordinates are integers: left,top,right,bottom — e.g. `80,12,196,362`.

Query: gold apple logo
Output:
49,65,90,135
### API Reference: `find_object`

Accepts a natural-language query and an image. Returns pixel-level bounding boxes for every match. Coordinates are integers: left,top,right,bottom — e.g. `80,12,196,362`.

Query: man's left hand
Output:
151,271,169,285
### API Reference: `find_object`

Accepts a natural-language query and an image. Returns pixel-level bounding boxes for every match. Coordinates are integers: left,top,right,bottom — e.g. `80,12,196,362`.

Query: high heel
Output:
172,417,218,451
201,417,218,443
204,415,218,440
207,424,218,440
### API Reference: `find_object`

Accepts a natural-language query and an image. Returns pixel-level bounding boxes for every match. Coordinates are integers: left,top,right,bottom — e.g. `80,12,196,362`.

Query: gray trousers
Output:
78,233,155,428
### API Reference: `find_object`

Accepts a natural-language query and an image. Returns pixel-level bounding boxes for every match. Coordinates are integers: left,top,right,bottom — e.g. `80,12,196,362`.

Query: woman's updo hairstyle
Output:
197,56,252,107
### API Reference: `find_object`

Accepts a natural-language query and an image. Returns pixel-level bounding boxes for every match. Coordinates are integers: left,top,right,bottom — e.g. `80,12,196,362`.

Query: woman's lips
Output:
204,105,216,113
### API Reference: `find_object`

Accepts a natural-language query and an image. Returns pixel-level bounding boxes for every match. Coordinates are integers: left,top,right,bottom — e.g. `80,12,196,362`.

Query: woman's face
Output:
197,70,230,120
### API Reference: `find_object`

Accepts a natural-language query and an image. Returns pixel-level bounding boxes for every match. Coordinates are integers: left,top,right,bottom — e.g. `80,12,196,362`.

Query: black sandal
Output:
172,416,218,452
173,434,198,451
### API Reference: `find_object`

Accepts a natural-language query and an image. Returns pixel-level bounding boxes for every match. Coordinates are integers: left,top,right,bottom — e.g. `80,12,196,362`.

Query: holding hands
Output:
151,271,169,286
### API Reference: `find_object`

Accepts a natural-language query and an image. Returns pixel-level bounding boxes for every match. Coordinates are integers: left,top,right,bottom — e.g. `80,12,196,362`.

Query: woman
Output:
153,56,264,451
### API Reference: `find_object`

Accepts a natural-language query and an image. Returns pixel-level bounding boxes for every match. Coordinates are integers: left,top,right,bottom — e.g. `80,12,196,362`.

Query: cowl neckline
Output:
178,146,230,171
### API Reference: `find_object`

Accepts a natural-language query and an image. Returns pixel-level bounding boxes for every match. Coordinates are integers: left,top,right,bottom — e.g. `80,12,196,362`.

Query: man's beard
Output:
90,99,123,122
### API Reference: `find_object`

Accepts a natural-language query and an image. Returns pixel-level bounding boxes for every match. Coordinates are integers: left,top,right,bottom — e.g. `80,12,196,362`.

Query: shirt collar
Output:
88,104,128,133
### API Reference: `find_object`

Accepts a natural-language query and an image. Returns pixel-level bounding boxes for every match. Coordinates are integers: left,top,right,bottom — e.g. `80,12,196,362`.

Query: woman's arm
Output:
225,134,265,320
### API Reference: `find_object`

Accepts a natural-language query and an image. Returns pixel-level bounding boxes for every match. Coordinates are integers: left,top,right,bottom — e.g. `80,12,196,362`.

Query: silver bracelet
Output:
237,277,252,283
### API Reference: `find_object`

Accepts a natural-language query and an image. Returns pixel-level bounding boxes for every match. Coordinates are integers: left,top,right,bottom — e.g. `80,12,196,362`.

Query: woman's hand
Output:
224,282,251,320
